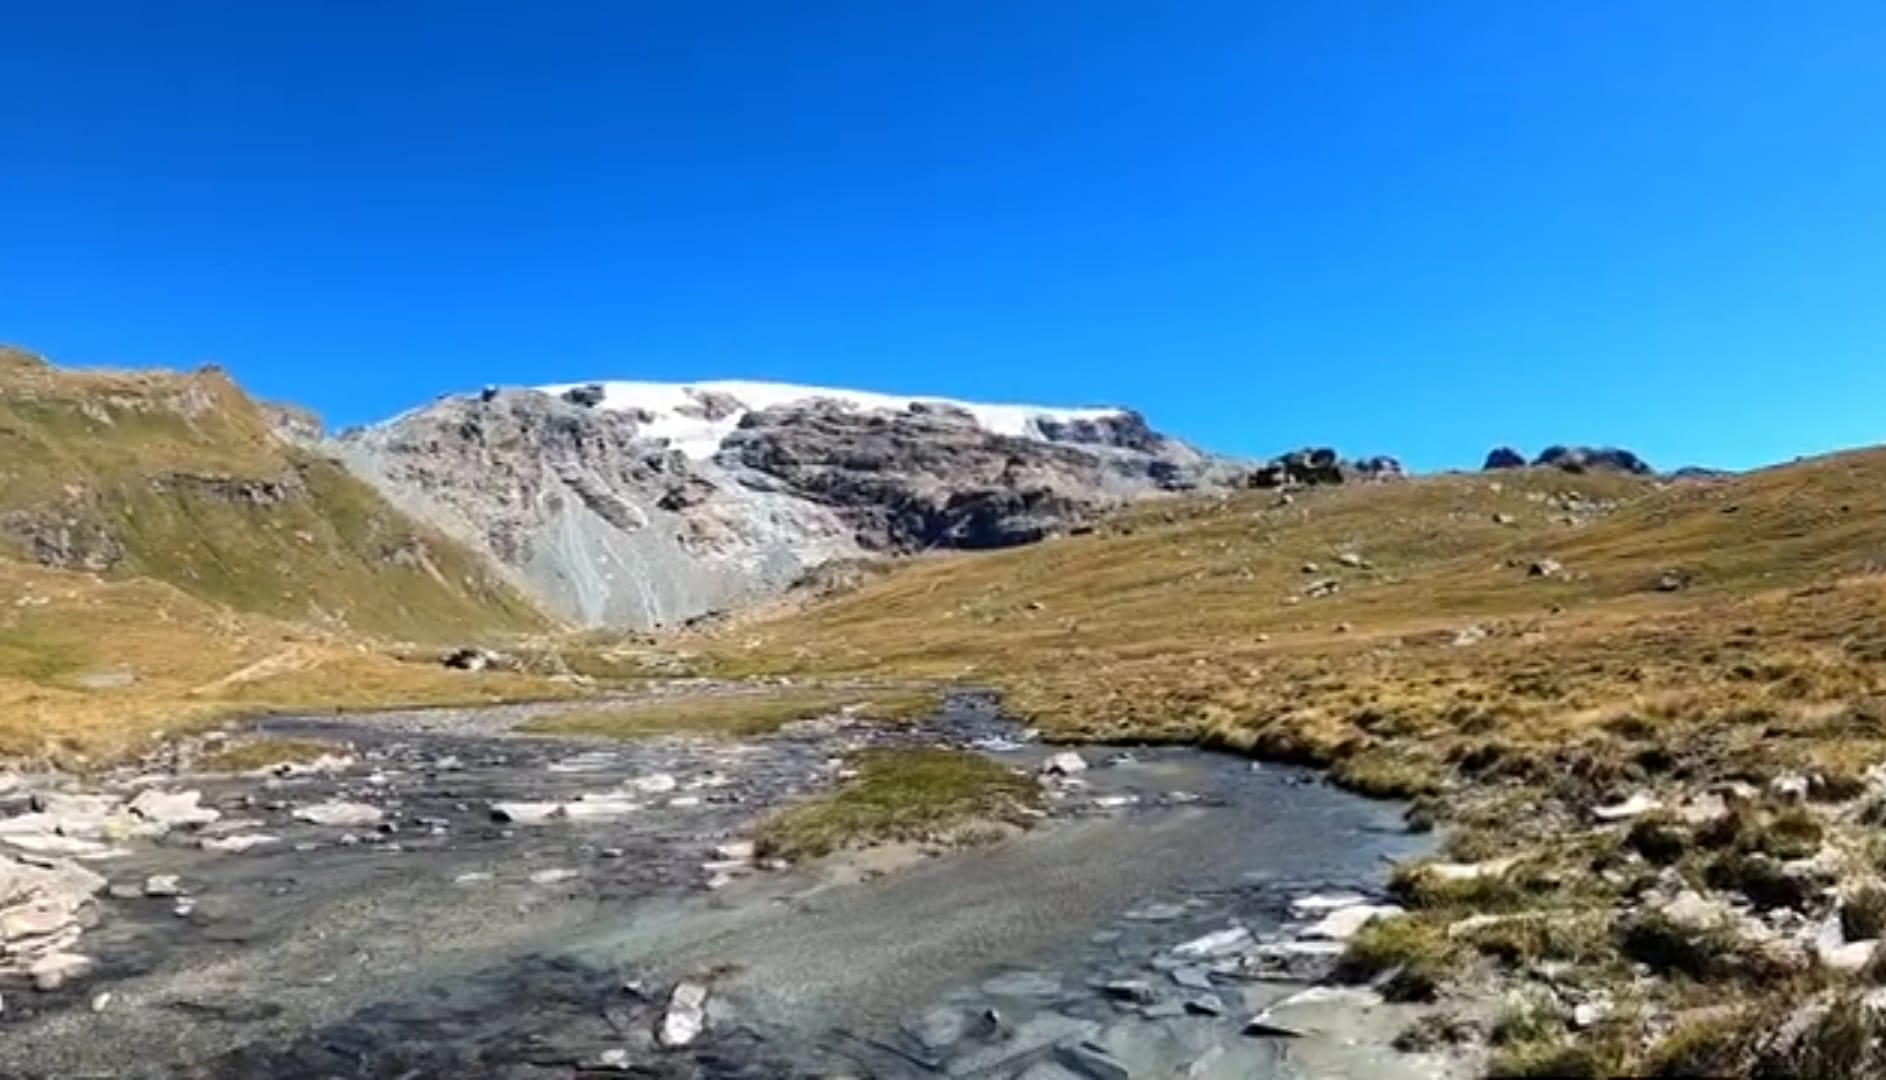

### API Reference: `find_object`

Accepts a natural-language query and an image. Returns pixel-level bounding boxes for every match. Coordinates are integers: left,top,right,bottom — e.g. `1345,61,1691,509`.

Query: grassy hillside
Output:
709,451,1886,793
0,555,579,763
0,347,575,762
0,347,547,640
706,450,1886,1071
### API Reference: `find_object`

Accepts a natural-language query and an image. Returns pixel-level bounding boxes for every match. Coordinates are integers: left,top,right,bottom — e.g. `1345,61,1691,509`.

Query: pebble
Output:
200,833,279,854
142,874,183,898
529,868,578,886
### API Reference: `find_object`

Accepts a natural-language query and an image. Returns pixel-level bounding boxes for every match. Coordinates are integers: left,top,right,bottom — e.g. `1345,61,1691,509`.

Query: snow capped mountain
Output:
340,377,1236,628
535,379,1128,460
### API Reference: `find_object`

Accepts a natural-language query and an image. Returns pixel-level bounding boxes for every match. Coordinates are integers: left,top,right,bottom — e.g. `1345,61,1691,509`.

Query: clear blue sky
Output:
5,3,1884,470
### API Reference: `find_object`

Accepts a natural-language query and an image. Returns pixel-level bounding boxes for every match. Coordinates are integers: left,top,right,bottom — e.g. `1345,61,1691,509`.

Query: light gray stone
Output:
659,980,709,1048
1171,926,1252,960
293,801,383,828
127,789,219,829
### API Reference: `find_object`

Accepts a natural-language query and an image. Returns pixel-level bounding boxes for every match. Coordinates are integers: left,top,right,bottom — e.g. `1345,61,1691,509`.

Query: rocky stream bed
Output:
0,691,1451,1079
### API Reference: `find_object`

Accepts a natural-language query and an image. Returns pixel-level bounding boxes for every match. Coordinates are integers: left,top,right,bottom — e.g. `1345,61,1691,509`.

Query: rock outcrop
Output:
1245,449,1403,490
1534,445,1654,475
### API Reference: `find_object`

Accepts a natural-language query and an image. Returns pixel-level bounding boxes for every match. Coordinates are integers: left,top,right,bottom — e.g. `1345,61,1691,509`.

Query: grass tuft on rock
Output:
1334,915,1455,1002
200,736,341,773
753,747,1040,860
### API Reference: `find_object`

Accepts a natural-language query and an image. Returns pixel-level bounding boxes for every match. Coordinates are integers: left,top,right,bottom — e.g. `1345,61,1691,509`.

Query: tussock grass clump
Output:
1334,916,1455,1002
1490,990,1565,1047
1328,747,1445,798
1617,910,1790,983
1389,860,1550,913
1462,912,1615,969
1392,1011,1482,1053
1486,1038,1623,1080
753,747,1039,860
1840,884,1886,943
1640,1011,1757,1078
1752,995,1886,1080
1758,805,1826,861
1703,851,1819,912
1625,812,1692,865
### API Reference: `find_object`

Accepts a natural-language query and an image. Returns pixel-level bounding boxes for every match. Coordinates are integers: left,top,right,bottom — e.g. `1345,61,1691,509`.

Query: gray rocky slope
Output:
335,383,1242,628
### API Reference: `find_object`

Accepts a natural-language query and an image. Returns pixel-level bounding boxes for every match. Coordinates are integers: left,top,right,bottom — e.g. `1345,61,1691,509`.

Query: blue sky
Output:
4,2,1883,470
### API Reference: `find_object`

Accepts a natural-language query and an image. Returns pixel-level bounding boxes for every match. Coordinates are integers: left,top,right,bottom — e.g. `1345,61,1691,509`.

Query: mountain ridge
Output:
336,378,1244,628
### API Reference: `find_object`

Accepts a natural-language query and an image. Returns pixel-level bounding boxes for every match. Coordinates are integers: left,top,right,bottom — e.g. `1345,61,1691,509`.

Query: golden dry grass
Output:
701,450,1886,799
0,556,584,766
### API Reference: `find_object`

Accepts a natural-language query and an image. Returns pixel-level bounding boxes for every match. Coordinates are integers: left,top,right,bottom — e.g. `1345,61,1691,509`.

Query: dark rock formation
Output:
1033,410,1167,454
1534,446,1654,475
1483,447,1527,470
717,401,1195,551
560,383,607,408
1246,448,1402,489
1353,455,1405,480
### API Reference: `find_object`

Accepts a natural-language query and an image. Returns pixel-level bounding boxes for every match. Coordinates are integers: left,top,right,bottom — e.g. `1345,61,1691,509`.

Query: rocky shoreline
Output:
0,691,1444,1078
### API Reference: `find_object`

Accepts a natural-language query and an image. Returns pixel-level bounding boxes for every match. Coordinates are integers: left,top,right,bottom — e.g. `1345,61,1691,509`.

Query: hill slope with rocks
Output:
337,379,1245,628
0,349,546,640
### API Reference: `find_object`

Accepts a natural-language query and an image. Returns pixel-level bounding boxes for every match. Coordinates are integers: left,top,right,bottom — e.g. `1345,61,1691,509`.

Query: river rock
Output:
27,951,93,991
1054,1041,1131,1080
714,840,757,862
659,980,710,1047
1592,792,1661,822
561,794,639,820
1288,892,1367,916
1101,979,1156,1004
0,856,106,973
1302,903,1404,941
1814,914,1879,972
1171,926,1253,960
981,969,1064,997
626,773,679,795
943,1014,1100,1075
529,868,578,886
200,833,278,854
127,789,220,829
1425,857,1516,882
1042,752,1089,777
903,1006,968,1052
0,833,116,860
142,874,183,898
293,802,383,828
1170,966,1216,991
490,801,562,824
1770,773,1810,803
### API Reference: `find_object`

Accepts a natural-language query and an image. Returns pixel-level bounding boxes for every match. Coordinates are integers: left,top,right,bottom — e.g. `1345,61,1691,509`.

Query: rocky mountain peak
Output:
339,379,1239,627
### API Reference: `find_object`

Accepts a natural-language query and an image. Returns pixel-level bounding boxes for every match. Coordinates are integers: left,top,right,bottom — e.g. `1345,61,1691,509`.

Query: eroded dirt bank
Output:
0,692,1443,1079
